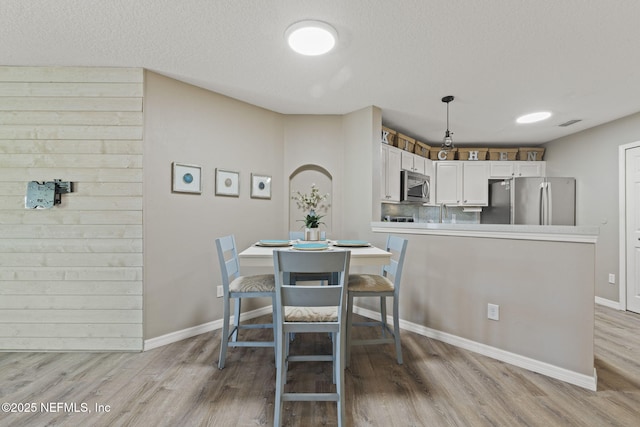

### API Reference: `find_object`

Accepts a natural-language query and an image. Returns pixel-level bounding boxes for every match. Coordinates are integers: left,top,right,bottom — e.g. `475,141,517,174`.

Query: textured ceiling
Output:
2,0,640,146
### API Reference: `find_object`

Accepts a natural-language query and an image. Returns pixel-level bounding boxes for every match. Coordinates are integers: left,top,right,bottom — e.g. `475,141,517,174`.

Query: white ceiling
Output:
3,0,640,146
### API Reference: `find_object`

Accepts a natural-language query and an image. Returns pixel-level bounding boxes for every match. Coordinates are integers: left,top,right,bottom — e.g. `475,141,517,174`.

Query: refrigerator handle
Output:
546,182,552,225
541,182,551,225
538,182,545,225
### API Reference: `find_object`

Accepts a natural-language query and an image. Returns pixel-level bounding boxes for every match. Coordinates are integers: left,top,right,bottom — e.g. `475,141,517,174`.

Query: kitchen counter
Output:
365,220,598,390
371,221,599,243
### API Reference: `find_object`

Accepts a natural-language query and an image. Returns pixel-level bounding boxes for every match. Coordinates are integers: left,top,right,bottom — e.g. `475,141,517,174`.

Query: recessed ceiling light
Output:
285,20,337,56
516,111,552,124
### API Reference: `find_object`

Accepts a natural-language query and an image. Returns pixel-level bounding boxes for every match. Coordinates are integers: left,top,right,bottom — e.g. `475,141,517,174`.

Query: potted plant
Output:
301,212,325,240
291,184,329,241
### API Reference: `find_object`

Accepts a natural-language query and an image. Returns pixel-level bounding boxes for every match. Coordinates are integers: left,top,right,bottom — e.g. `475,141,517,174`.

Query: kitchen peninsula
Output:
368,221,599,390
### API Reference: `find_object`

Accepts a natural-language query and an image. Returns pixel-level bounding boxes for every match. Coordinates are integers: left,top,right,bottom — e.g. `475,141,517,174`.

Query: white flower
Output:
291,184,330,213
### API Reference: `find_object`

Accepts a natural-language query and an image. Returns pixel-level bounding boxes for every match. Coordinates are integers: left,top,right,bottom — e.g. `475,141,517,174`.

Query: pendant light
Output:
441,95,455,150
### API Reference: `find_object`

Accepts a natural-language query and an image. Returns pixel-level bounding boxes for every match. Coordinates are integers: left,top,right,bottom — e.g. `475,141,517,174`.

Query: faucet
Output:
439,203,452,223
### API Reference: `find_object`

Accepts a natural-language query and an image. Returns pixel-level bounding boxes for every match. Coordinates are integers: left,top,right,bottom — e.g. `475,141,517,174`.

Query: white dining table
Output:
238,241,392,268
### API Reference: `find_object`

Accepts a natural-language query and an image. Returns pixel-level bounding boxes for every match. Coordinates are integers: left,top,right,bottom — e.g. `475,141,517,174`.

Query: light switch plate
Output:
488,303,500,321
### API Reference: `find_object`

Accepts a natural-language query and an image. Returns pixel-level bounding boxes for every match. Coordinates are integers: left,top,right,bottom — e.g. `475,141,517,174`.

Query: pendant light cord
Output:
441,95,455,149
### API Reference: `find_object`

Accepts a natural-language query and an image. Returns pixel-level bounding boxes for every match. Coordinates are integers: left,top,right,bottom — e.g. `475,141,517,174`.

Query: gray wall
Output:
544,112,640,302
143,72,286,339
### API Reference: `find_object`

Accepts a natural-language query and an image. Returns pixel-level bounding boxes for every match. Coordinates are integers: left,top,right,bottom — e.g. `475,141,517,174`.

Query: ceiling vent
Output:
559,119,582,127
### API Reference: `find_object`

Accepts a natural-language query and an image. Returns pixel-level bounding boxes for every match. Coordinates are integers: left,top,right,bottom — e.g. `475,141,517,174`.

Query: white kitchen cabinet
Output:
401,150,427,175
381,144,402,202
462,161,489,205
424,158,435,177
435,162,462,204
489,161,546,178
435,161,489,206
516,161,546,177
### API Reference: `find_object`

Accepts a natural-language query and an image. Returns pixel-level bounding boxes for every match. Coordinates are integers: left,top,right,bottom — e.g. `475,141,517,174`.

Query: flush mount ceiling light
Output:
441,95,455,151
285,20,337,56
516,111,552,124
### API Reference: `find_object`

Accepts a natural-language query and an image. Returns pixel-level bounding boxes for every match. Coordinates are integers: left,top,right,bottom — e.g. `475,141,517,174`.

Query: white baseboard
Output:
352,306,598,391
143,306,272,352
595,296,623,310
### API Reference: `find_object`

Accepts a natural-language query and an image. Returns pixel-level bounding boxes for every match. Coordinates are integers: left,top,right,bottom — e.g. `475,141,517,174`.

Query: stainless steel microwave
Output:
401,170,430,203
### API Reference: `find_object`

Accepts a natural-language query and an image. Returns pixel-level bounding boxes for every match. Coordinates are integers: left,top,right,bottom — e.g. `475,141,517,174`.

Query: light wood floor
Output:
1,305,639,427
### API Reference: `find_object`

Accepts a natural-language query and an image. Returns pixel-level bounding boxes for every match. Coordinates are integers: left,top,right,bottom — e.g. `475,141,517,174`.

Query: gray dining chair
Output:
272,249,351,427
215,235,277,370
346,235,408,365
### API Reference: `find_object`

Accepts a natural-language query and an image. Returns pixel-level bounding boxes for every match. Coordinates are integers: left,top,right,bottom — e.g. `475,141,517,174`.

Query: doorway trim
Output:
618,140,640,310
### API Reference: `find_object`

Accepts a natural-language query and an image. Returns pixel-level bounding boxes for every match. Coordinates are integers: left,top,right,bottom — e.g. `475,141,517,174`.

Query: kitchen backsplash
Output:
381,204,480,224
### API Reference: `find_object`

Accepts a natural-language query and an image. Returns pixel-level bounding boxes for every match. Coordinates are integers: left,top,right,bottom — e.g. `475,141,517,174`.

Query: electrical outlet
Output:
487,303,500,321
217,285,223,298
608,273,616,284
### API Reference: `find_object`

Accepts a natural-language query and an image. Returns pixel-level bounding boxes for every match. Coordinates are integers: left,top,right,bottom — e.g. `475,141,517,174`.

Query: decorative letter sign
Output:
468,150,479,160
381,129,390,144
527,151,538,161
438,150,448,160
499,152,508,161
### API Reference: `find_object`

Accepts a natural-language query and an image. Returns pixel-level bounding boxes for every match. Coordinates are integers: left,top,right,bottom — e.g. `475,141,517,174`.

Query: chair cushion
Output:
284,306,338,322
348,274,394,292
229,274,275,293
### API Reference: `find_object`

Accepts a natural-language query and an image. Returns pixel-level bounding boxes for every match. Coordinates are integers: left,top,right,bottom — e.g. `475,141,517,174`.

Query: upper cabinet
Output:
435,162,462,205
381,144,402,202
435,161,489,206
401,150,433,176
462,162,490,205
489,161,546,178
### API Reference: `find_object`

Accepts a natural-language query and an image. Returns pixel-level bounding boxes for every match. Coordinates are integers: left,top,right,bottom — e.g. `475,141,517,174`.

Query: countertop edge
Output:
371,222,599,243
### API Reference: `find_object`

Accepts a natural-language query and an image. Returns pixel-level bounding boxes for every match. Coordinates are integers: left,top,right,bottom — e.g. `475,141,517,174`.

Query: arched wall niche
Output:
289,164,333,235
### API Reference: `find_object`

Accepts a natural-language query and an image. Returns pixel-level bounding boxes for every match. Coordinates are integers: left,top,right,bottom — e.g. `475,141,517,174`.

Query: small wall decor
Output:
172,163,202,194
251,174,272,199
215,169,240,197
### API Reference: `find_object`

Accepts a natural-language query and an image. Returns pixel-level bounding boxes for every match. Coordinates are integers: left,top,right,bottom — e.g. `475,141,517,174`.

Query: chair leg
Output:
272,295,278,367
336,330,345,427
345,294,354,368
274,330,286,427
393,296,403,365
218,295,231,369
282,332,292,384
232,297,241,342
331,332,337,384
379,296,387,337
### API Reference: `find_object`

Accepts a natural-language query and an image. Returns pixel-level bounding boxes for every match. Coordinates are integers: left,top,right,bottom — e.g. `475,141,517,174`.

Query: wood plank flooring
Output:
1,305,639,426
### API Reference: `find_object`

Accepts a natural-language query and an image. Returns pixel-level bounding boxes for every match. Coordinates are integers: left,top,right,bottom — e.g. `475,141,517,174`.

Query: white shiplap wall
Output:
0,67,143,351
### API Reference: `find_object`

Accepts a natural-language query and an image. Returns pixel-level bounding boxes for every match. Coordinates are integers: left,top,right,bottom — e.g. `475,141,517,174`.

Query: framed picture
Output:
215,169,240,197
172,162,202,194
251,174,272,199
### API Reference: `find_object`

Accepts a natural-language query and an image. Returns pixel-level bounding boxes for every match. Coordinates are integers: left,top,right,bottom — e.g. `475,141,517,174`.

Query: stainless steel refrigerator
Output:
483,177,576,225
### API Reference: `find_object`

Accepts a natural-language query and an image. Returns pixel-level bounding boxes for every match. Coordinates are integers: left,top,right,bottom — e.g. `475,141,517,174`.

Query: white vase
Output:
304,227,320,241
